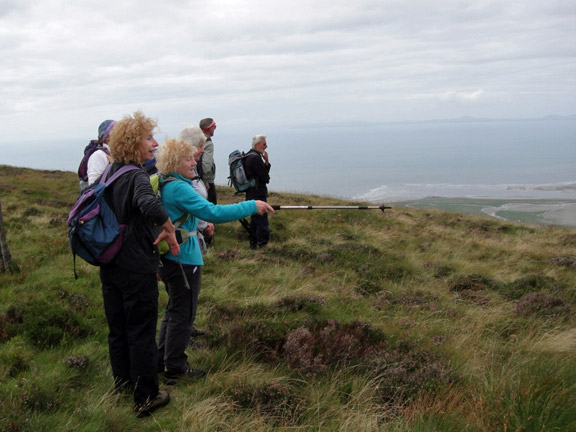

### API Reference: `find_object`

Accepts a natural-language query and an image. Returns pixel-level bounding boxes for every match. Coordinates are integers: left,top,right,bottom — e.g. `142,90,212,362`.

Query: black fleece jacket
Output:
244,149,271,200
103,162,169,273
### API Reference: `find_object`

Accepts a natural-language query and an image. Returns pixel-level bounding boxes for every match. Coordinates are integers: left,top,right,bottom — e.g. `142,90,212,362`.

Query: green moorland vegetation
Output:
1,164,575,432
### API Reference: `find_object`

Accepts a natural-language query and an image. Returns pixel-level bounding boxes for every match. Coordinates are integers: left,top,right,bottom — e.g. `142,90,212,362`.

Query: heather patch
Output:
64,355,90,370
216,318,388,372
356,278,384,296
371,344,453,413
19,390,61,413
59,291,91,312
221,319,301,362
453,289,491,306
503,274,564,300
283,320,387,374
515,293,571,318
561,234,576,245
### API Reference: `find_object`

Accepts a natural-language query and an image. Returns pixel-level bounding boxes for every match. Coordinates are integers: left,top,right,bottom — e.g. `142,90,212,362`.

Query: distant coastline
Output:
392,197,576,228
507,183,576,194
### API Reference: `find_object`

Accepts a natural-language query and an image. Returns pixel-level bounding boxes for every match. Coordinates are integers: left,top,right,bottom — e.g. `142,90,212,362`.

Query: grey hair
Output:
178,126,206,147
252,134,266,148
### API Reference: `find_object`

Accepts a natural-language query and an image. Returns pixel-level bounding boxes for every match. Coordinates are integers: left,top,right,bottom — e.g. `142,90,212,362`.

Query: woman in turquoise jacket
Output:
155,138,273,384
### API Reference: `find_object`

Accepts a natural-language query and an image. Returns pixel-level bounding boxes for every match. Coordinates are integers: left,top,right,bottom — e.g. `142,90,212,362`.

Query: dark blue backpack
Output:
68,164,139,278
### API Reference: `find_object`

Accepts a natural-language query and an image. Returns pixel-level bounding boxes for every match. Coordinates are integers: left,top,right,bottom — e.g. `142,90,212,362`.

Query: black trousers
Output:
248,195,270,246
207,183,217,204
100,264,159,405
157,258,201,374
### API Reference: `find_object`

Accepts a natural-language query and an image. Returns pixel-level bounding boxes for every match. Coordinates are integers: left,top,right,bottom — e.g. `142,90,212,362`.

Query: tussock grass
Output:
1,165,575,431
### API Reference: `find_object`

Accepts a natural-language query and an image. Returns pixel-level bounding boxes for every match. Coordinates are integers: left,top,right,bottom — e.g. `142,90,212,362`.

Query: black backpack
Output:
77,140,109,182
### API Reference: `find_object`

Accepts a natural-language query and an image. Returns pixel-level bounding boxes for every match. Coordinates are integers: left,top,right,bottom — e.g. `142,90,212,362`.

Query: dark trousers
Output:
249,212,270,247
207,183,217,204
157,258,201,374
100,264,159,405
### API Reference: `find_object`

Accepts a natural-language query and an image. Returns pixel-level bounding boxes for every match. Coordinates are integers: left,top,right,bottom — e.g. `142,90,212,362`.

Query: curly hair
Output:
156,138,197,175
109,111,157,164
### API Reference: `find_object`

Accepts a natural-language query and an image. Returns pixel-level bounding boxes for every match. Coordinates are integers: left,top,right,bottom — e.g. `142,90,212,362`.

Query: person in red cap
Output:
199,118,217,205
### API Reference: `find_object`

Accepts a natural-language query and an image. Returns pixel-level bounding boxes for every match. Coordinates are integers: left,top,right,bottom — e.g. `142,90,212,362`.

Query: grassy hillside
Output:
1,165,575,432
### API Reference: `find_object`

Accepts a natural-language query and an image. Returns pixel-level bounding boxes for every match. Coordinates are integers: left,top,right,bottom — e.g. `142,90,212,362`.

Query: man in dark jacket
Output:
244,134,271,249
103,112,179,417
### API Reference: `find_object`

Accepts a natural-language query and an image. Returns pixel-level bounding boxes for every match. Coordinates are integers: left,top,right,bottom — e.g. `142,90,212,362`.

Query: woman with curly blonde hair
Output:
155,138,274,385
101,111,179,417
109,111,157,164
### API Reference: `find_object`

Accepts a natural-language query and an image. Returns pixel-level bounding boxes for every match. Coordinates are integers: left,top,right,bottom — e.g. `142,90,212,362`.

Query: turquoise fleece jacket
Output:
160,173,257,265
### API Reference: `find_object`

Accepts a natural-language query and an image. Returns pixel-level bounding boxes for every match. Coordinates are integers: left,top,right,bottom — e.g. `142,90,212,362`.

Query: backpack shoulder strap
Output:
158,175,191,227
173,213,190,229
100,164,140,186
99,145,110,155
158,174,180,186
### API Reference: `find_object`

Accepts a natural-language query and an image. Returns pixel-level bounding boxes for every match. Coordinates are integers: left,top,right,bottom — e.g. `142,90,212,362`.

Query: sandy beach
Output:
395,197,576,228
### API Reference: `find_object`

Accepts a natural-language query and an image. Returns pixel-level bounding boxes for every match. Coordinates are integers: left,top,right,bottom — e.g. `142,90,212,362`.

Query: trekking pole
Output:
238,217,253,235
271,204,391,212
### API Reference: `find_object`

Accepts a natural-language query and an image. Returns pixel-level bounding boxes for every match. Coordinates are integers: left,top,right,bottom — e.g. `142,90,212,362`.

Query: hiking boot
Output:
190,328,206,337
134,390,170,418
164,367,206,385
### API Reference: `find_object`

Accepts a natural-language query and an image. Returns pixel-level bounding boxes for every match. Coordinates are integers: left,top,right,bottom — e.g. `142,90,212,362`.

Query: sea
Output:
265,116,576,227
264,116,576,203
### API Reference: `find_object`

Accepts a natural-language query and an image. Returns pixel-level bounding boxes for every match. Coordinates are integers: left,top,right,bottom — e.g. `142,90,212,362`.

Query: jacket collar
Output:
160,172,192,185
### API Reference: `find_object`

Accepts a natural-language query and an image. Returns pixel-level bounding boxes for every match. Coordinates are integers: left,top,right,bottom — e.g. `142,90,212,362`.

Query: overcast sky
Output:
1,0,575,158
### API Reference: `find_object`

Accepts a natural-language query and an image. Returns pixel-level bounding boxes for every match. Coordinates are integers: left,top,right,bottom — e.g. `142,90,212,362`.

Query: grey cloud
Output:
0,0,574,143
